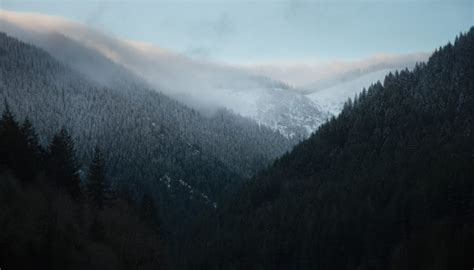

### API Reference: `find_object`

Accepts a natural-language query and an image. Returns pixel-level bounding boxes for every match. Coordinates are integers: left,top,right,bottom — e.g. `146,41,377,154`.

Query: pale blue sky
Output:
1,0,473,63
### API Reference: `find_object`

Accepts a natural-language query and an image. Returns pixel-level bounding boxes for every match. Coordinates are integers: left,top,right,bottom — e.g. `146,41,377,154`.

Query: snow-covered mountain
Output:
245,84,330,138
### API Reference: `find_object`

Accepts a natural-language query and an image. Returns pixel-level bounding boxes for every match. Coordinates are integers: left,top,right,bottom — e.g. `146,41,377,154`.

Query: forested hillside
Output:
0,32,293,265
0,108,168,269
185,28,474,270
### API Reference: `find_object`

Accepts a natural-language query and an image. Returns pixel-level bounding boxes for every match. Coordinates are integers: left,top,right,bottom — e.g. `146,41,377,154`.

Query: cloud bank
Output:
0,9,430,118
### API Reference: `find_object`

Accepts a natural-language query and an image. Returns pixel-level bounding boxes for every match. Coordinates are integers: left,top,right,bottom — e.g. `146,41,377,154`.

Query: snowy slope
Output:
250,86,329,138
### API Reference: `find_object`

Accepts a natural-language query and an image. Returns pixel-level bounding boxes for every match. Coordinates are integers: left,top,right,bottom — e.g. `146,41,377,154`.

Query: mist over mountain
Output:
0,10,322,138
0,9,427,138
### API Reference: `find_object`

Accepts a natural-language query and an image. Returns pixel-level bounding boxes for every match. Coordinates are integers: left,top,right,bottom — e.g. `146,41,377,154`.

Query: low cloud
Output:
0,9,431,115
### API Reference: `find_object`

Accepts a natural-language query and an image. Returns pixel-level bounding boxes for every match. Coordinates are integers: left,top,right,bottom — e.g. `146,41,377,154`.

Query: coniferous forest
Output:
0,4,473,270
0,107,167,269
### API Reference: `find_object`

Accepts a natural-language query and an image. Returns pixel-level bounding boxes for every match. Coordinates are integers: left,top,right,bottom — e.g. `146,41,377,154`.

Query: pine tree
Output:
21,118,43,155
0,103,29,180
0,104,19,164
18,118,44,181
47,128,82,200
86,146,110,209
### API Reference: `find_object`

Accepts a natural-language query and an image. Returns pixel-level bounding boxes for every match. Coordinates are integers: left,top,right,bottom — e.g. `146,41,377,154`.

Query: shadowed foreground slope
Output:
185,28,474,270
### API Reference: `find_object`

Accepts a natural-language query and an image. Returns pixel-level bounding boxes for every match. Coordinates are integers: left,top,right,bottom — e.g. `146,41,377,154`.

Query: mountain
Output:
0,9,328,138
184,28,474,270
0,31,294,264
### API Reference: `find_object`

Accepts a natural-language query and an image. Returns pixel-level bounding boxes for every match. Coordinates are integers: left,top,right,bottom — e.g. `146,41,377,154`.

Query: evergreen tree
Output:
21,118,43,156
86,146,110,209
0,103,31,181
47,128,81,200
0,104,20,166
18,118,44,181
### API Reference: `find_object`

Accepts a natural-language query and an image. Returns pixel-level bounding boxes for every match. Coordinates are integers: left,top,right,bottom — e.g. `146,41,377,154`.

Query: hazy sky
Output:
1,0,472,63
